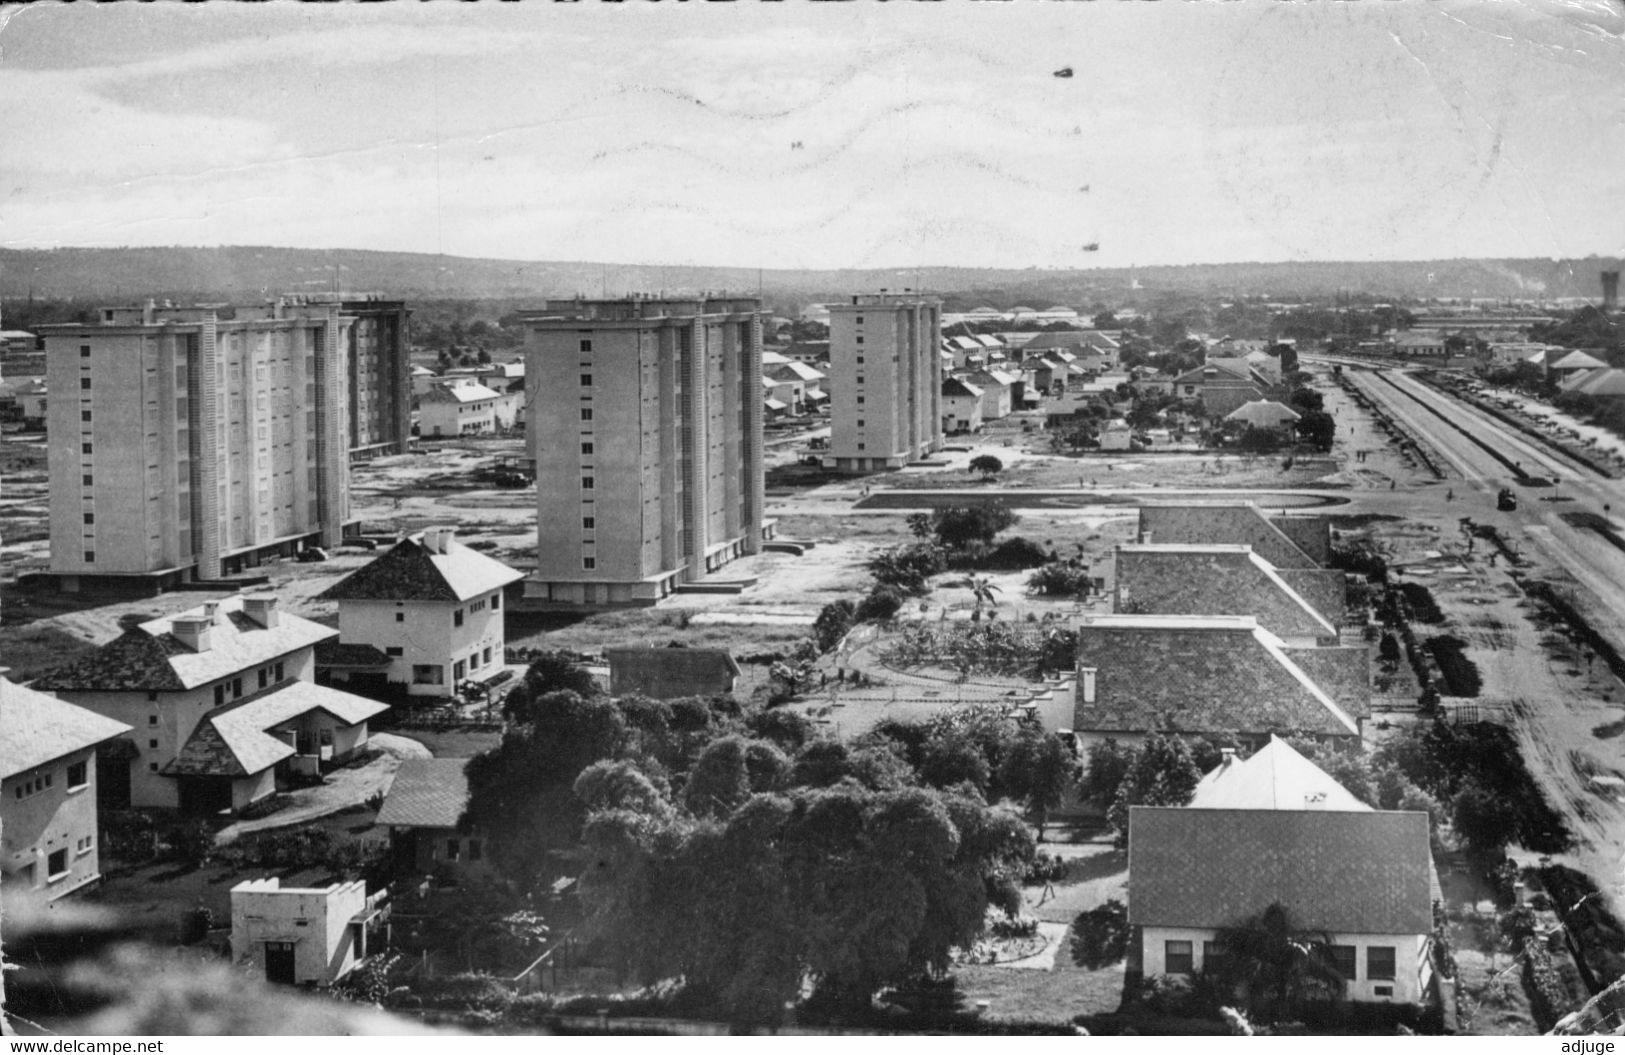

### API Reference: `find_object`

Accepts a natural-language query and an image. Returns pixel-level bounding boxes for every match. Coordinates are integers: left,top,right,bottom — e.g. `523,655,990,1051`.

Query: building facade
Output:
40,299,357,590
230,878,383,986
333,296,412,460
1,678,131,901
520,296,768,605
825,293,944,471
319,529,523,697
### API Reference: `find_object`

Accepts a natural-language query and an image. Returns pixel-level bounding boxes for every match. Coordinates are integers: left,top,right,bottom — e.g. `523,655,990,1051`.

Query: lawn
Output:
953,952,1125,1025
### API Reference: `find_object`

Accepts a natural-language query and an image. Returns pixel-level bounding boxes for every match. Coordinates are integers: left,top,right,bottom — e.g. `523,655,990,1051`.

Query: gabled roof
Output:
33,596,335,693
1,678,132,780
1073,615,1359,737
320,534,524,604
1114,544,1338,640
1128,807,1432,934
966,369,1019,387
761,350,792,367
1225,399,1302,427
1566,368,1625,396
422,381,501,404
770,361,825,383
1137,503,1321,570
164,682,389,778
943,377,984,398
1553,349,1609,371
1191,735,1371,811
1022,331,1115,353
377,758,472,829
314,641,395,668
410,365,437,377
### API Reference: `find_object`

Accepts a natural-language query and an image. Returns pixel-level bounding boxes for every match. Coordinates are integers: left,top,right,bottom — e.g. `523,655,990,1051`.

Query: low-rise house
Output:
606,647,740,700
477,359,525,391
0,378,49,427
418,378,501,437
231,878,387,986
1,679,131,901
1173,361,1280,419
1137,502,1332,569
375,757,490,877
33,595,388,814
1099,419,1136,451
318,528,524,699
963,369,1017,421
1071,614,1365,748
1393,332,1446,357
1114,544,1344,644
942,377,985,433
1562,367,1625,399
1130,740,1436,1007
765,360,826,415
1548,349,1610,384
1224,399,1301,433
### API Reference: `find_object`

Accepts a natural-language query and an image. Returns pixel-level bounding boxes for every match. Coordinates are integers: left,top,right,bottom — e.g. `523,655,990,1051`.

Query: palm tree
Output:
1209,903,1346,1022
954,574,1002,617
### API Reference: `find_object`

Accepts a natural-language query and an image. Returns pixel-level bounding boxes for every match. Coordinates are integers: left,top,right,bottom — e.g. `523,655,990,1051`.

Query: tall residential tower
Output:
521,296,769,605
825,292,944,471
40,299,356,591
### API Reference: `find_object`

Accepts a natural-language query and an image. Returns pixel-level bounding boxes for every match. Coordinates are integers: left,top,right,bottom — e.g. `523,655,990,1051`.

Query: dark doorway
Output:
98,755,131,811
177,777,232,816
264,941,296,985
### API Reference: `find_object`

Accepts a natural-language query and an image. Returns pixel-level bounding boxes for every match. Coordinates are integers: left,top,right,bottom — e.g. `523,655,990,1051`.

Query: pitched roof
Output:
1114,544,1338,640
320,535,523,604
376,757,472,829
1,678,132,780
33,596,335,693
769,361,825,383
1225,400,1301,427
1191,735,1371,811
1567,368,1625,396
943,377,984,398
165,682,389,778
606,647,740,700
1137,503,1321,570
422,381,501,404
1073,615,1359,737
1553,349,1609,371
314,641,395,668
1128,807,1433,934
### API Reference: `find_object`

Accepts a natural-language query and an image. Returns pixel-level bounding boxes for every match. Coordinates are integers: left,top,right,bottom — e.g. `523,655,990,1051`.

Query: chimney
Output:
143,298,156,325
422,528,455,555
1220,747,1237,765
1603,271,1620,313
242,595,279,629
203,601,219,623
1080,667,1097,703
171,615,213,653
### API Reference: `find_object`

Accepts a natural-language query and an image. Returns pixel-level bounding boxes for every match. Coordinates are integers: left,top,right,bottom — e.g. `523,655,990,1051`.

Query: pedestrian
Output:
1446,488,1454,502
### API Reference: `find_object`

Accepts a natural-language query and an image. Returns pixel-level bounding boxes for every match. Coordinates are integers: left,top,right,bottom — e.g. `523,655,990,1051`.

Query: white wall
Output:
1142,925,1427,1005
338,594,507,697
1,746,105,899
231,879,366,986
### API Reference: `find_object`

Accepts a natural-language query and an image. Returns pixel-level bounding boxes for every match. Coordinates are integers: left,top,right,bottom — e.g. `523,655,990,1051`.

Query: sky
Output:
2,0,1623,271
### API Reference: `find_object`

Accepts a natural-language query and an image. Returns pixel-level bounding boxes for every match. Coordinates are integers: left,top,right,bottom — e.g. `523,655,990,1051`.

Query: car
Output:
1497,488,1517,512
297,546,329,563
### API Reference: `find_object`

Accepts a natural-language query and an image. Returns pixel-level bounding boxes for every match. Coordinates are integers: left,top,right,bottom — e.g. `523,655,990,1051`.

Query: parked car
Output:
1497,488,1517,512
297,546,329,563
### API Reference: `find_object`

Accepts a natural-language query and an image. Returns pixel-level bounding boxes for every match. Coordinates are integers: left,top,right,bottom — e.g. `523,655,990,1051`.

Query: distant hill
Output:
2,246,1619,309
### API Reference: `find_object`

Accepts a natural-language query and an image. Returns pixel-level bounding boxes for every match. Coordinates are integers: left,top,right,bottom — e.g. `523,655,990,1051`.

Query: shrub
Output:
932,503,1018,550
1071,900,1130,969
412,973,514,1013
1398,582,1444,624
1024,852,1070,884
855,585,906,623
968,454,1004,476
178,906,215,945
164,819,217,866
869,543,948,594
980,536,1052,571
813,599,857,652
1028,562,1092,597
1425,635,1482,697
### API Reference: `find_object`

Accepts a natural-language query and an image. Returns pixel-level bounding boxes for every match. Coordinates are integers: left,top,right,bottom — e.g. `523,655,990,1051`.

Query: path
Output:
214,732,430,844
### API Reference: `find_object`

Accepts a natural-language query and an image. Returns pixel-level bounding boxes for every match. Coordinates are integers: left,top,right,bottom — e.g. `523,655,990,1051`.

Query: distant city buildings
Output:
36,296,409,590
825,293,944,471
520,296,769,605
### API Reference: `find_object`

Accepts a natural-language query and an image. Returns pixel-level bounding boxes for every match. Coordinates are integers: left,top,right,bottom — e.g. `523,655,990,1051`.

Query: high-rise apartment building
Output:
332,295,413,459
824,292,944,471
40,299,356,591
520,296,769,605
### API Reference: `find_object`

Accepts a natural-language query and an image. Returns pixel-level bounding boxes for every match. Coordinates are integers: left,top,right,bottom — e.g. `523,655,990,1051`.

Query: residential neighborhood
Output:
2,2,1623,1040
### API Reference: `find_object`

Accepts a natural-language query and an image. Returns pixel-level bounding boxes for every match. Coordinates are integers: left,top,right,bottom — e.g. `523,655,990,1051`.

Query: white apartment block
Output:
40,299,357,591
520,296,769,605
825,293,944,471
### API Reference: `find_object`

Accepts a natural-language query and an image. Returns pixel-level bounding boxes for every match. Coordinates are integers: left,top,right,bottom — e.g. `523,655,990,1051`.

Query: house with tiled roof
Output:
963,369,1018,421
1114,544,1344,645
33,595,387,814
418,377,502,437
606,647,740,700
942,376,984,433
1130,742,1436,1006
318,528,524,699
1137,502,1333,570
1190,736,1370,811
376,757,490,877
1071,615,1364,748
2,678,131,900
1224,399,1301,431
1172,359,1285,419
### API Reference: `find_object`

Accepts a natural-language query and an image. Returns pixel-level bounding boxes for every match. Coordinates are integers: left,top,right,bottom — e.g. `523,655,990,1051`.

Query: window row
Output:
1164,940,1394,981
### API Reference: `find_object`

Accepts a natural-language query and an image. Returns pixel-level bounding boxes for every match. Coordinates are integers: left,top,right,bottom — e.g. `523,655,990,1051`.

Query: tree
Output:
683,735,790,819
998,728,1077,828
855,584,905,623
931,503,1017,550
868,543,947,595
1105,732,1203,848
1080,739,1134,809
506,652,601,713
1209,903,1345,1022
476,348,493,365
1027,561,1092,597
1296,409,1336,452
813,599,857,652
954,574,1002,615
968,454,1003,477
